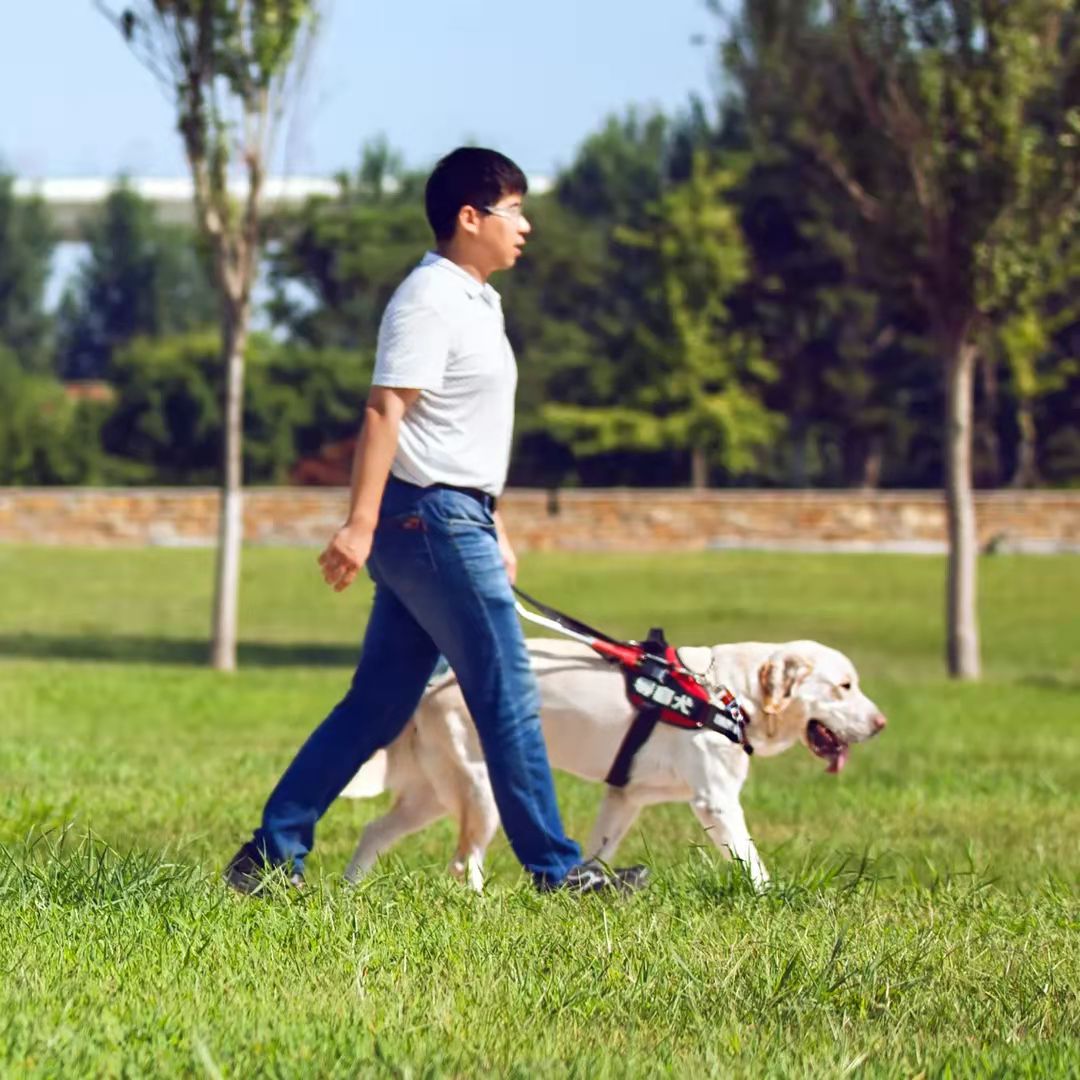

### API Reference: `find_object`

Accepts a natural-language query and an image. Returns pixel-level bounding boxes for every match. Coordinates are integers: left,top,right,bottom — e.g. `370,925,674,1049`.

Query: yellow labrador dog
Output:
341,638,886,891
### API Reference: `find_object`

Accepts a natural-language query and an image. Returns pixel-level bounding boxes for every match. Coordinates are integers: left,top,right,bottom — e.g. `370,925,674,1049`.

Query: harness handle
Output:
511,586,626,647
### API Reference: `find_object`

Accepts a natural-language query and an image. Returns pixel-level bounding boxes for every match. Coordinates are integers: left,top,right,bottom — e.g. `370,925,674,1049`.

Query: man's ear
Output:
457,204,483,236
757,651,813,735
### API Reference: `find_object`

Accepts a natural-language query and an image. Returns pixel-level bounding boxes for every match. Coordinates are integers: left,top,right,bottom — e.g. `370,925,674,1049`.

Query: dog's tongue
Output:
808,720,849,774
826,743,849,774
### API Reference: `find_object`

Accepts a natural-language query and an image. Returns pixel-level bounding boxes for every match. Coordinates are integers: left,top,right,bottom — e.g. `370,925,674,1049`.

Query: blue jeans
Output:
252,478,582,887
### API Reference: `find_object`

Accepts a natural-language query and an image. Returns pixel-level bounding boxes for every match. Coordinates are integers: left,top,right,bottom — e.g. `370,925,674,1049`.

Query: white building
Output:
14,176,340,241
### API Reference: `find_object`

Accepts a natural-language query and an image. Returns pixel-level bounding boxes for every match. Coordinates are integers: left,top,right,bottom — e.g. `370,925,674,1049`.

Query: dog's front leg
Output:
447,793,499,893
690,795,769,891
678,740,769,889
585,787,642,863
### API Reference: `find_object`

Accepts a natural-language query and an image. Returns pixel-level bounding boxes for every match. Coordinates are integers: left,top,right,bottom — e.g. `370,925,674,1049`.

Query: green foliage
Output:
266,144,430,349
534,148,779,482
272,344,373,460
33,3,1075,491
509,115,773,484
556,110,670,220
826,0,1080,326
100,332,371,484
719,7,937,486
740,169,939,486
0,350,112,484
628,153,779,473
0,174,54,372
721,0,1080,487
1038,307,1080,484
116,1,320,211
101,333,225,484
56,182,219,380
257,91,1079,490
999,308,1068,404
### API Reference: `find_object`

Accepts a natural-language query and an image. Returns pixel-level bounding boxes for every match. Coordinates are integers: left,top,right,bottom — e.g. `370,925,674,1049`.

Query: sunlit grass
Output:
0,546,1077,1076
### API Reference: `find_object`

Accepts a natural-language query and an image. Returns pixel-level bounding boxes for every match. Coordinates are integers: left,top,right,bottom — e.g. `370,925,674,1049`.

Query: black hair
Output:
424,147,528,242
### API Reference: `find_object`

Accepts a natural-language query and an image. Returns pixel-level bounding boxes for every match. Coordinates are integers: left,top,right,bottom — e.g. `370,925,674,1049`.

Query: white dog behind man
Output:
341,636,887,891
339,654,451,798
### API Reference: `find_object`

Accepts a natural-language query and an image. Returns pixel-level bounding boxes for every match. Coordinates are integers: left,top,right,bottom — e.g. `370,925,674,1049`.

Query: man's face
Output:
473,192,531,271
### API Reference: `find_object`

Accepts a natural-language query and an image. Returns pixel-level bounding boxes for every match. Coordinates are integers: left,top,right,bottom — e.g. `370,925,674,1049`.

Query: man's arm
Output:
318,385,419,592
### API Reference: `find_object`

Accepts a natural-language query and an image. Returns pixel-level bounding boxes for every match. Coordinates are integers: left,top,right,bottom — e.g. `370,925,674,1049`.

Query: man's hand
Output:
319,386,418,594
318,520,375,592
493,510,517,585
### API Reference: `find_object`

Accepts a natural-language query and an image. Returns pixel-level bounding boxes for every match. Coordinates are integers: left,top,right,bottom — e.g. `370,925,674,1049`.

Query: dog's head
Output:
755,641,886,772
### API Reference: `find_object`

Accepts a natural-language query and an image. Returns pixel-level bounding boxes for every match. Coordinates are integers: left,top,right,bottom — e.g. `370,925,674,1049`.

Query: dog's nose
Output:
871,712,887,734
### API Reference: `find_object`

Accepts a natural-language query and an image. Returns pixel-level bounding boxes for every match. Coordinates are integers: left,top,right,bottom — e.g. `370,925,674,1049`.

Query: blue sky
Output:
2,1,729,181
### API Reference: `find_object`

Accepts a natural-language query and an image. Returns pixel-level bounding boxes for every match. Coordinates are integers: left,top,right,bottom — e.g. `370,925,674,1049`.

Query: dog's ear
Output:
676,646,712,677
757,652,814,735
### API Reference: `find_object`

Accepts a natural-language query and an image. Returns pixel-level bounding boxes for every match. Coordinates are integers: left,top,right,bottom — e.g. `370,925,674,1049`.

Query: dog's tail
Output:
340,662,457,800
340,751,388,799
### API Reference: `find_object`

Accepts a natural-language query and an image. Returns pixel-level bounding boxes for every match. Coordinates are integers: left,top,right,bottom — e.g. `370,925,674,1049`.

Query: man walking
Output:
225,147,647,894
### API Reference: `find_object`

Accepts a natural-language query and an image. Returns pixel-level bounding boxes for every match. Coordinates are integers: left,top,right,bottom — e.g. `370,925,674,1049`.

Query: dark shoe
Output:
609,863,650,894
223,840,304,896
552,858,650,895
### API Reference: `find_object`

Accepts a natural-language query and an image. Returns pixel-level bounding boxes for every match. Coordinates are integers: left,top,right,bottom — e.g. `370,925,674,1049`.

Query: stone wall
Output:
1,487,1078,553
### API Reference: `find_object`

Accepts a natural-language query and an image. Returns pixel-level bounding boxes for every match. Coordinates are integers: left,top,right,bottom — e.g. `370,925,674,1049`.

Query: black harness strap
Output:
512,585,626,647
605,707,661,788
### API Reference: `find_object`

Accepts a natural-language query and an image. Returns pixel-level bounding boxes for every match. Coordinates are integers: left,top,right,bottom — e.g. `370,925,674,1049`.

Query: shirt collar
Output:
421,251,501,305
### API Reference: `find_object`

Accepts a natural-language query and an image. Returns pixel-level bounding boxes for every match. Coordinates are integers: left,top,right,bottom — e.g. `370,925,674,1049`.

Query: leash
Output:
512,587,751,787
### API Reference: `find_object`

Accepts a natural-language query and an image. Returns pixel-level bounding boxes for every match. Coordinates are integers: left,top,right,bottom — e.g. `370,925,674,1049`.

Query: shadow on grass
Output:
1019,673,1080,692
0,632,357,668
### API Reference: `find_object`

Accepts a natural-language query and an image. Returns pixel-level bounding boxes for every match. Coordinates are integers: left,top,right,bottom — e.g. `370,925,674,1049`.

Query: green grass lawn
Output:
0,546,1077,1077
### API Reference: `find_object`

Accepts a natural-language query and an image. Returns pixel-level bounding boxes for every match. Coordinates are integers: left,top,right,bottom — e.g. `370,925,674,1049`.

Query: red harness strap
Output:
511,589,750,788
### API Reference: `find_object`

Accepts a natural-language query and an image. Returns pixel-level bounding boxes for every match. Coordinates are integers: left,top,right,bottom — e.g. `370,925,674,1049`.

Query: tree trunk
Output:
860,434,883,489
690,446,709,490
974,353,1003,487
1010,396,1040,488
943,334,981,680
210,300,249,672
788,414,810,487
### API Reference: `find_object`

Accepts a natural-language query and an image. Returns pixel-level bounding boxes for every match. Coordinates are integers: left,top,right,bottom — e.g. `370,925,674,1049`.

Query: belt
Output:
390,476,498,512
430,482,498,512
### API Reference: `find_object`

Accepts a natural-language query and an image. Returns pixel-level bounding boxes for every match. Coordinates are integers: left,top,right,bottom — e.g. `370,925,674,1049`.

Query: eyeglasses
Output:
480,204,526,222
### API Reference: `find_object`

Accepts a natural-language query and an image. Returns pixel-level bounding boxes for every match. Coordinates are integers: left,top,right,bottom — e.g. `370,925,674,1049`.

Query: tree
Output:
838,0,1080,678
1038,306,1080,482
56,182,218,380
543,152,778,486
497,193,616,486
0,174,54,372
101,331,370,484
0,349,110,484
983,142,1080,486
711,48,938,490
556,111,672,222
98,0,319,671
265,141,429,350
724,0,1080,678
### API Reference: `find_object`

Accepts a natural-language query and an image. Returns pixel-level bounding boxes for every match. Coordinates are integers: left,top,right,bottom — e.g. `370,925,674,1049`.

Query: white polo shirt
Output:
372,252,517,497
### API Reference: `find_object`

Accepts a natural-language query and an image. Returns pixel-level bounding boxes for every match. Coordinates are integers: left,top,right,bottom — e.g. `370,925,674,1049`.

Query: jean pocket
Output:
425,493,494,532
373,509,436,575
443,514,495,533
379,510,427,533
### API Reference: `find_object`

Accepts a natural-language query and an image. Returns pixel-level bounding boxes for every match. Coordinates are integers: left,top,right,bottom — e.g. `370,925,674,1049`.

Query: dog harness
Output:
512,588,751,787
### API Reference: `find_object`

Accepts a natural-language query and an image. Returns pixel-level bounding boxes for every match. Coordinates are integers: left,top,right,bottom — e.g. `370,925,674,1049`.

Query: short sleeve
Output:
372,297,450,391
